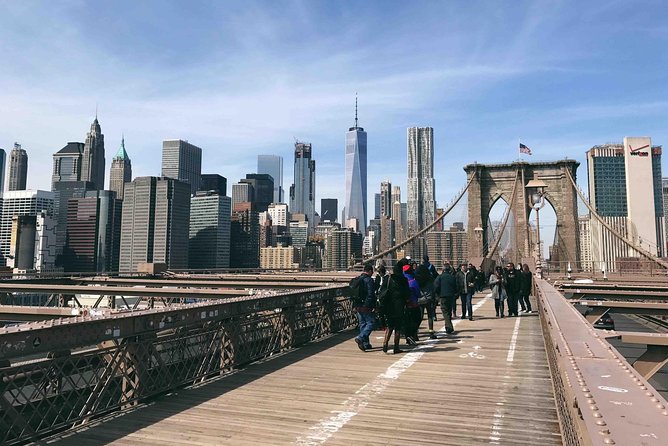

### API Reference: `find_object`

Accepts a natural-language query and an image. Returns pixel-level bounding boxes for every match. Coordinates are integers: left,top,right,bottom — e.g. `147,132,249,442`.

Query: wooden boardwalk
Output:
45,294,562,445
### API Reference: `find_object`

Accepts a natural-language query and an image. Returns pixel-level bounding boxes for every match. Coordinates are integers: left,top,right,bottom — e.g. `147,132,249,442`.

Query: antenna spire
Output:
354,93,358,128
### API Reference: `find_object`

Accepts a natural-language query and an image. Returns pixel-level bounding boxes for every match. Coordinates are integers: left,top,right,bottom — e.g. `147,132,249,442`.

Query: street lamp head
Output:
473,226,484,241
526,178,548,209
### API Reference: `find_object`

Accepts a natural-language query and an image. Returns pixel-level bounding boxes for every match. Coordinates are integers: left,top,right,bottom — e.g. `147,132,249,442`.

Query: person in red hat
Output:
402,262,421,345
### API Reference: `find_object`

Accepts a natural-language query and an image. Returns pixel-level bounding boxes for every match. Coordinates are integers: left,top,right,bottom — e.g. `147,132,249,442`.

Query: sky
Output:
1,0,667,240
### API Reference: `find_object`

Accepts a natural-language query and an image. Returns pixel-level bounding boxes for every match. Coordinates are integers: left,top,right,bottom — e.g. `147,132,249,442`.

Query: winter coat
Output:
434,270,458,297
489,274,508,300
519,270,533,295
381,273,408,319
456,269,475,294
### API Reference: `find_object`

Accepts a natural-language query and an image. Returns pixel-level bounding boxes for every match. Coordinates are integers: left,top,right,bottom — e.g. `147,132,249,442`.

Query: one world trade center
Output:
345,98,367,233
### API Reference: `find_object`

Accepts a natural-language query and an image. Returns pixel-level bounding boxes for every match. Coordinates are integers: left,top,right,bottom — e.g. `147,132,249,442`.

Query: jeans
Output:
356,311,375,348
520,292,532,312
460,291,473,318
507,293,519,316
494,299,505,316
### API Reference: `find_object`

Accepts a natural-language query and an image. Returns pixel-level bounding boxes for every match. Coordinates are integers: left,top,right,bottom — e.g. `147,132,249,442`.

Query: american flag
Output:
519,143,532,155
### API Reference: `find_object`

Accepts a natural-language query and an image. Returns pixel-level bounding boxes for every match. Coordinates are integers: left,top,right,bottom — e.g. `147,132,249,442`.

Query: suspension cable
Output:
565,168,668,270
364,174,475,264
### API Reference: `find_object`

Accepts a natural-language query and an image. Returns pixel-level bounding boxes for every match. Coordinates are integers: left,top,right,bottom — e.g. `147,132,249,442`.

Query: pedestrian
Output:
519,263,533,313
415,255,439,339
475,266,486,292
456,263,476,321
489,266,507,317
353,263,377,351
402,262,422,345
433,264,457,335
504,262,520,316
380,263,409,354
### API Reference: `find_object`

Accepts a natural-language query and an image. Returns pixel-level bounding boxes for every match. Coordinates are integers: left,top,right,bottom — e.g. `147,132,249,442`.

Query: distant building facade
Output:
189,192,231,269
64,190,122,272
199,174,227,196
52,142,84,187
81,118,106,190
7,213,58,273
119,177,191,272
407,127,435,256
241,173,274,212
289,142,316,231
109,137,132,199
257,155,283,203
325,228,363,270
345,109,367,233
578,215,593,272
321,198,337,222
230,203,260,268
426,223,468,269
162,139,202,195
0,190,56,266
0,148,5,192
587,138,664,272
260,246,297,269
8,143,28,191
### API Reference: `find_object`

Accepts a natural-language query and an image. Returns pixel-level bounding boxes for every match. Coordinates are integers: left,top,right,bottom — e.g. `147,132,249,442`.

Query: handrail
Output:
535,278,668,445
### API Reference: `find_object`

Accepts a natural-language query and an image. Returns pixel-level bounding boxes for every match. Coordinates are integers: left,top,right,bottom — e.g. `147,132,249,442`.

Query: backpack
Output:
377,275,391,313
349,274,366,307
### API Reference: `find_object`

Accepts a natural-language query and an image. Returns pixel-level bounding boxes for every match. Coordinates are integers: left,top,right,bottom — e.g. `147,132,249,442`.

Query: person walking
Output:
433,264,457,335
402,263,422,345
489,266,508,317
380,263,409,354
519,263,533,313
415,255,439,339
505,262,520,316
456,263,475,321
353,264,377,351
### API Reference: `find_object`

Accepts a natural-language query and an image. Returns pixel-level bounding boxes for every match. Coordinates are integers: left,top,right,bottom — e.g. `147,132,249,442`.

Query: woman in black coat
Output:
380,261,409,354
519,263,533,313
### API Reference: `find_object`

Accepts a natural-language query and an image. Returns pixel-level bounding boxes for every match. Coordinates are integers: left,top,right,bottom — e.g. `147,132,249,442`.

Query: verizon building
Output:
586,137,664,271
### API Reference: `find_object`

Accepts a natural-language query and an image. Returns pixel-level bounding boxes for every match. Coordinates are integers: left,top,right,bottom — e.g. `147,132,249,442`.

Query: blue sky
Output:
1,0,667,228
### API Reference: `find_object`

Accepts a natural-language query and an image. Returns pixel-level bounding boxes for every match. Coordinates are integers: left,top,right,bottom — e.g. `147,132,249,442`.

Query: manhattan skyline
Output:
1,1,667,216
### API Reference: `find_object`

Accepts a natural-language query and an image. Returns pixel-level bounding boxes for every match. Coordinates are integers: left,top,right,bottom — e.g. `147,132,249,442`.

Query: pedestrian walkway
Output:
46,293,561,445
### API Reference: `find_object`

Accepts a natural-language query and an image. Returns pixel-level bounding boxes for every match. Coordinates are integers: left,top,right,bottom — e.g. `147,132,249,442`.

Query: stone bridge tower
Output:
464,160,580,270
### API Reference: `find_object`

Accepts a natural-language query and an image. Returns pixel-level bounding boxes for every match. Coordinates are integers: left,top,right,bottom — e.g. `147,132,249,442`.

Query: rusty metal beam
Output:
0,305,97,321
602,331,668,380
0,283,251,298
578,300,668,317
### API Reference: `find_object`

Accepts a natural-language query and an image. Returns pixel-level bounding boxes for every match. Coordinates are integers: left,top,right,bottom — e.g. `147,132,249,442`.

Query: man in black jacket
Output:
354,264,377,351
415,255,439,339
433,264,457,335
504,262,520,316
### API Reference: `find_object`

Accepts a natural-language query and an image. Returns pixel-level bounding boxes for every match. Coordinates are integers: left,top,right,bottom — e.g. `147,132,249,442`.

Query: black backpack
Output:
349,274,366,306
377,276,392,313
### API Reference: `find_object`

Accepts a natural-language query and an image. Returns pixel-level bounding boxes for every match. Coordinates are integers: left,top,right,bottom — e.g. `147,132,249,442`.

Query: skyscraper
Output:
0,148,6,192
407,127,436,254
380,181,392,218
189,191,231,269
258,155,284,203
119,177,191,272
241,173,274,212
344,100,367,233
8,143,28,191
52,142,84,187
0,190,56,266
162,139,202,195
109,137,132,199
81,117,106,190
199,174,227,196
230,203,260,268
587,138,665,272
289,142,316,230
321,198,338,222
64,190,122,272
232,182,253,208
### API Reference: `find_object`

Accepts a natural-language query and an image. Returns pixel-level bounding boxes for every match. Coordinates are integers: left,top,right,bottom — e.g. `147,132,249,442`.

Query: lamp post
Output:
525,179,548,279
474,225,484,257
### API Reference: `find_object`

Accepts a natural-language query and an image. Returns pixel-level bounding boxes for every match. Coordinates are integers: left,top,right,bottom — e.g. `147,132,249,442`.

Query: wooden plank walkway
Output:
45,293,562,445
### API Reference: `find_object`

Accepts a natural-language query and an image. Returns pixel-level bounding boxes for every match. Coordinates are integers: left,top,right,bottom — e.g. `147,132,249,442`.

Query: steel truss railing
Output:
0,286,354,445
535,279,668,446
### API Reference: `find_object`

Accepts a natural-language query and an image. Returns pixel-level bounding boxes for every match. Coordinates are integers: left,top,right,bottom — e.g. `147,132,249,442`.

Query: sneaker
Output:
429,333,437,340
393,348,404,354
406,336,417,346
469,317,473,321
365,344,373,350
382,344,388,353
355,338,366,351
445,328,454,334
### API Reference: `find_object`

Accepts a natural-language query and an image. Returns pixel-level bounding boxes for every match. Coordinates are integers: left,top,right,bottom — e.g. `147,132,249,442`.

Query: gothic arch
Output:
464,160,580,271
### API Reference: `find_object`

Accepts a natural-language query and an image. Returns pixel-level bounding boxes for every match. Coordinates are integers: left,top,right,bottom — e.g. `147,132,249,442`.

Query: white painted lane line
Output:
294,344,433,445
506,316,522,362
295,296,490,446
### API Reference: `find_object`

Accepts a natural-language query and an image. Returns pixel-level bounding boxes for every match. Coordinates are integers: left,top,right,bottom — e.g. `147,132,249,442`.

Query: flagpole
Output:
518,138,521,161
